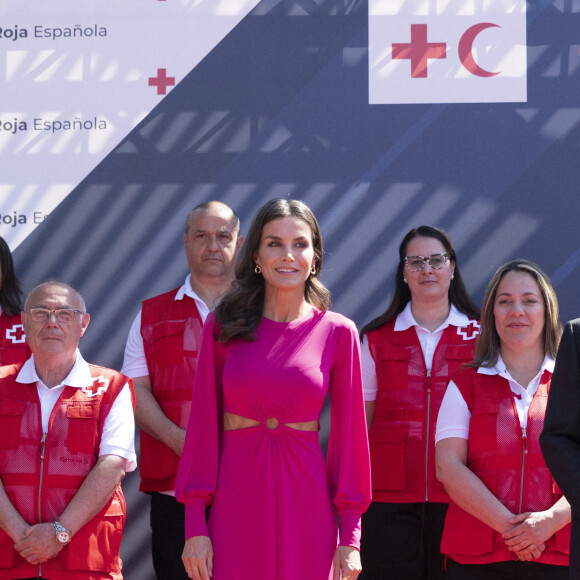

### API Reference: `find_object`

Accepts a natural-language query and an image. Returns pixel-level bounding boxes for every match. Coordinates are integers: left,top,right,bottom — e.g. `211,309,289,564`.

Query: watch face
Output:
57,530,71,543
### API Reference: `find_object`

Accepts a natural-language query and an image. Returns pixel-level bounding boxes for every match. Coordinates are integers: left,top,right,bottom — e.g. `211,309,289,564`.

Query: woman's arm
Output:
360,335,377,428
364,401,375,428
175,313,223,576
328,319,372,577
435,437,515,533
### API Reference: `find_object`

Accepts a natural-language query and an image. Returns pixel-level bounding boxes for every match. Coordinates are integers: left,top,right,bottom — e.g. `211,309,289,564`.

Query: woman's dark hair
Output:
471,259,561,367
0,236,23,317
216,198,330,342
360,225,479,337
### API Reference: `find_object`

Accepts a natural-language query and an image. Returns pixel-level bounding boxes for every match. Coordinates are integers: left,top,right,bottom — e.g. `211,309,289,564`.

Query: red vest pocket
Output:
445,345,475,376
0,399,27,450
66,403,99,454
374,346,411,393
139,430,178,483
369,424,407,491
152,320,187,368
67,490,125,573
441,494,495,556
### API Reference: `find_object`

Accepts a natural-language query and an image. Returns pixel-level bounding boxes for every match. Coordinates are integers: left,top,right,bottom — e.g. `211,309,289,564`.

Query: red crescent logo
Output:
458,23,501,77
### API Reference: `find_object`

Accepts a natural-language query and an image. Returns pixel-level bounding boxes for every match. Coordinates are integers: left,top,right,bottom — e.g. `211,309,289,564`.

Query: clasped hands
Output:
13,522,63,565
502,511,554,561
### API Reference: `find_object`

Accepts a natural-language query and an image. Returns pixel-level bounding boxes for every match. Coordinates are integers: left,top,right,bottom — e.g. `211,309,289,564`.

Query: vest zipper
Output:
425,369,432,502
38,431,47,578
518,426,527,514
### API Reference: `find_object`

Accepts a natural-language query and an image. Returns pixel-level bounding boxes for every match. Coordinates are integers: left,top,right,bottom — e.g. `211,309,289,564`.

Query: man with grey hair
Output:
0,280,136,579
122,201,242,579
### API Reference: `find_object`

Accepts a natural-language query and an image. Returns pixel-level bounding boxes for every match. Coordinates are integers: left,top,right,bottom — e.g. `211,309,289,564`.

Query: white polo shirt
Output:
435,353,554,444
17,350,137,471
362,302,473,401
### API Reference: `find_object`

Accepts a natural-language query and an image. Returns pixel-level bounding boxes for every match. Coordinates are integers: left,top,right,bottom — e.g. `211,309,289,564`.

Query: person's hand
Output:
182,535,213,580
503,512,554,560
169,427,186,457
332,545,362,580
14,523,63,564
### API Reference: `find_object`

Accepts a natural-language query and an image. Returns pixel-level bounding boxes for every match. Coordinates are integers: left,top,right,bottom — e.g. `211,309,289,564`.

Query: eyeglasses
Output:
26,308,85,324
404,253,450,271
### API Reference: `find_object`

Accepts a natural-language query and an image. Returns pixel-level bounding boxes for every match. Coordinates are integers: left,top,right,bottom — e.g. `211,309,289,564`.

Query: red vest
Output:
0,362,133,579
366,318,479,503
0,313,29,367
440,368,570,565
139,289,203,492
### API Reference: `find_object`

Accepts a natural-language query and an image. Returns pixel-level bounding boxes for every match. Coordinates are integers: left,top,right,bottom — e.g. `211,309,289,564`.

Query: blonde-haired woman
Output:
436,259,570,579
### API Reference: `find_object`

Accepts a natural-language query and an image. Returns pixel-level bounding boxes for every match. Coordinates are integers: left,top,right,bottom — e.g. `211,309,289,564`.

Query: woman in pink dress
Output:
176,198,371,580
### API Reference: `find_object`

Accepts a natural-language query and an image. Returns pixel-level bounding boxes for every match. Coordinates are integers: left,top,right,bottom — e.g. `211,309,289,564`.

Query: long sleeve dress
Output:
175,308,371,580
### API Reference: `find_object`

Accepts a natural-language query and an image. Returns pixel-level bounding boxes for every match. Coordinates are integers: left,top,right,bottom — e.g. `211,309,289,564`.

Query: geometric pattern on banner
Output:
0,0,260,250
8,3,580,578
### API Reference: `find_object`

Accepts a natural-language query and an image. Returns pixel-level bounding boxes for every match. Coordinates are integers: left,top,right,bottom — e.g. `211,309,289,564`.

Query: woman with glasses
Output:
435,260,570,579
0,236,28,366
359,226,480,580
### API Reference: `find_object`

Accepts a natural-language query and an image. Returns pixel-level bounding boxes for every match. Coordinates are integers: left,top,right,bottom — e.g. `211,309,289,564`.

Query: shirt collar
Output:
16,349,93,389
477,353,555,376
394,302,471,333
174,274,207,308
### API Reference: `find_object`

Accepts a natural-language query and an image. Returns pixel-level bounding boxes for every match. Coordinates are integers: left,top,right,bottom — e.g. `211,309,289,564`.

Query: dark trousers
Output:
359,501,448,580
150,492,190,580
446,558,568,579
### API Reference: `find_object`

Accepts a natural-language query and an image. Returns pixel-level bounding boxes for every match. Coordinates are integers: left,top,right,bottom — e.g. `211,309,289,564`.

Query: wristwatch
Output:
53,521,72,545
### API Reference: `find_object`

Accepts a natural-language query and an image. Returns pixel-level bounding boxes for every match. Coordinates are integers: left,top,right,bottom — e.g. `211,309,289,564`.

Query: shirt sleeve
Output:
175,312,222,539
121,310,149,378
434,380,471,444
99,382,137,472
361,335,378,402
326,320,372,549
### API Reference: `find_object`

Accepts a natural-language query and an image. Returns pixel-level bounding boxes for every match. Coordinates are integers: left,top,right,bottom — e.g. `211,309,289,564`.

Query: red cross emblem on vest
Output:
82,376,110,398
457,321,481,341
5,324,26,344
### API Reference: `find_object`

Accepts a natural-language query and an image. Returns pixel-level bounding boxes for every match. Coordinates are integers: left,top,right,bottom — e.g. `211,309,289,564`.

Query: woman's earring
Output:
451,273,455,280
254,264,262,275
403,278,408,283
310,265,317,275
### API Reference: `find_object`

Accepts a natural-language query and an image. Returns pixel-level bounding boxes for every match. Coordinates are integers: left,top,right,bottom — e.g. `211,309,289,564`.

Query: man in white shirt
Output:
0,280,136,579
122,201,242,580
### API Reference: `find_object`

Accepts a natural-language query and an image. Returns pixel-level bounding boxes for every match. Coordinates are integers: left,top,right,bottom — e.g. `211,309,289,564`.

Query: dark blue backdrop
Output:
13,1,580,577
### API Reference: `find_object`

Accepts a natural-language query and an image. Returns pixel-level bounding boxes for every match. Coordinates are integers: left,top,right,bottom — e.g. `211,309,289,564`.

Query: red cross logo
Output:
6,324,26,344
392,24,447,78
148,68,175,95
457,321,481,341
82,376,110,398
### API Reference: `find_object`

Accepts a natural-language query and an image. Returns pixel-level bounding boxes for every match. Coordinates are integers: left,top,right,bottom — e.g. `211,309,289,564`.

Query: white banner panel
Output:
0,0,260,249
369,0,527,104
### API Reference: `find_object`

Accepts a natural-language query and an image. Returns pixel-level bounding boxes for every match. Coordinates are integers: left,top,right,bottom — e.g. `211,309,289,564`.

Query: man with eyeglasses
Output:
121,201,243,580
0,280,136,579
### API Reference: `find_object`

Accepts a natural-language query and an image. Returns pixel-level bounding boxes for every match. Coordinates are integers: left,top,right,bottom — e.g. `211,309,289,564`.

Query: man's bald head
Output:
185,201,240,236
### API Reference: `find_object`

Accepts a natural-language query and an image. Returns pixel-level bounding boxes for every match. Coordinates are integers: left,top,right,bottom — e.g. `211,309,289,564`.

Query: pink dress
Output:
176,309,371,579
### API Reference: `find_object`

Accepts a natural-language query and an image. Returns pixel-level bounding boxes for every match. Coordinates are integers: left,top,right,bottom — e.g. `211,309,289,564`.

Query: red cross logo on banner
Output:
368,0,527,104
82,376,110,398
148,68,176,95
457,321,481,341
392,24,447,78
6,324,26,344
